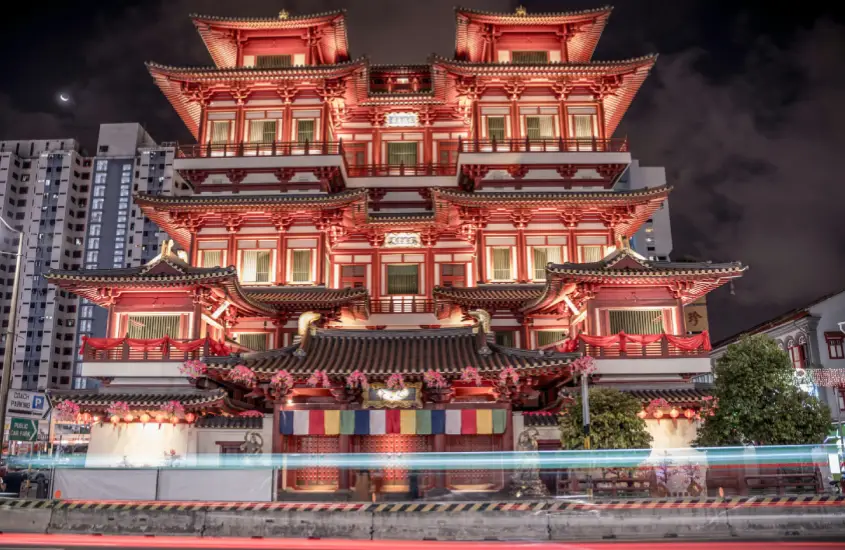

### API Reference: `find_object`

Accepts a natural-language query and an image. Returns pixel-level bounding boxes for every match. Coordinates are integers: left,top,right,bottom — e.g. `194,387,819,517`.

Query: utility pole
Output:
581,371,592,498
0,217,24,460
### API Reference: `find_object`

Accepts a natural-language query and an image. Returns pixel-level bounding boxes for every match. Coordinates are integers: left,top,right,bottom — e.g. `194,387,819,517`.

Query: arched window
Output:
787,333,808,369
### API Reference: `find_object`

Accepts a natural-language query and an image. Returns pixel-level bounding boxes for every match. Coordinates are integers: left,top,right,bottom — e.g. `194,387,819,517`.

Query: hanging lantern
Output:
669,408,679,419
684,409,695,420
185,412,196,423
637,409,647,419
110,415,120,424
170,416,179,424
653,409,664,419
155,414,165,423
79,413,92,425
140,413,150,424
93,415,101,424
124,414,135,423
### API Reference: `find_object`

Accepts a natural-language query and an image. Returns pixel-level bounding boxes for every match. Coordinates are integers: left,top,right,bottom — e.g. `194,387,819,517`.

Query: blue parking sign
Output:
32,395,45,410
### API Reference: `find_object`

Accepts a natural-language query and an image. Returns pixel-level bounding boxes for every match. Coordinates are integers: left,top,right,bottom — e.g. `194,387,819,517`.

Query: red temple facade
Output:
46,6,745,497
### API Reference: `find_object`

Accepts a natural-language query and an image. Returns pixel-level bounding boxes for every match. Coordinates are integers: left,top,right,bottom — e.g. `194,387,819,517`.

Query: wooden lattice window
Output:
532,246,562,281
440,263,465,288
387,264,419,295
537,330,567,348
209,121,230,145
248,120,276,144
387,142,418,166
290,249,312,283
495,331,516,347
201,250,224,268
296,119,315,143
241,250,272,283
486,116,506,141
525,116,554,139
340,265,366,288
255,55,292,68
511,51,549,64
235,333,268,352
126,315,180,339
608,310,665,335
491,247,512,281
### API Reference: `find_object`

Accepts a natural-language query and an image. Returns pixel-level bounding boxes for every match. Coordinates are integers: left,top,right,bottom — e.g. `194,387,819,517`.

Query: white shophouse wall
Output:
85,423,197,467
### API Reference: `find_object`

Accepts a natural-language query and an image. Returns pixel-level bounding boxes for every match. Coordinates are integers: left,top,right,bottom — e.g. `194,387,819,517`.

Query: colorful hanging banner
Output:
279,409,507,436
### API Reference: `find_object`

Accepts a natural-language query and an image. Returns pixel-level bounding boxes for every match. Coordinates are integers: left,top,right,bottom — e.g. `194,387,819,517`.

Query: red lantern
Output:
124,414,135,423
110,415,120,424
155,414,165,423
684,409,695,420
637,409,647,419
170,416,179,424
653,409,664,419
185,412,196,423
140,413,150,424
669,408,679,419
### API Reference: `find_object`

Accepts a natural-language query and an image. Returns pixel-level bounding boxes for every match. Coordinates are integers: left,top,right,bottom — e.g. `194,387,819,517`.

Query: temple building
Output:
45,6,745,496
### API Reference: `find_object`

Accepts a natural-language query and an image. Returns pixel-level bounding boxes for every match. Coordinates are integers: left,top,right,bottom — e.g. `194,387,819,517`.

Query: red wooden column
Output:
475,228,485,284
516,228,528,283
191,294,202,339
316,234,326,286
105,303,116,338
276,236,285,285
234,106,245,147
227,233,237,273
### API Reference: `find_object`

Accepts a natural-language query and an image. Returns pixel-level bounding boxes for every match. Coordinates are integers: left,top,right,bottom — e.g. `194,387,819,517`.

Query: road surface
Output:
0,535,843,549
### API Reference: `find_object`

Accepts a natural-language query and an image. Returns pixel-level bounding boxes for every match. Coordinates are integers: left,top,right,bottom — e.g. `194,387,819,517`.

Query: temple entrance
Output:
446,434,505,491
353,434,432,492
287,435,341,491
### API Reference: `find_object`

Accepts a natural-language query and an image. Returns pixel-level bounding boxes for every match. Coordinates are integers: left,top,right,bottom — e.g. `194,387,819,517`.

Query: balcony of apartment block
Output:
173,140,349,193
78,336,251,379
456,136,632,191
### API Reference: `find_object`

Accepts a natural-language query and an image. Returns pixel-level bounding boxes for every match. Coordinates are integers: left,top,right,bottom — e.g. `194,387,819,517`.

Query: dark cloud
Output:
0,0,843,340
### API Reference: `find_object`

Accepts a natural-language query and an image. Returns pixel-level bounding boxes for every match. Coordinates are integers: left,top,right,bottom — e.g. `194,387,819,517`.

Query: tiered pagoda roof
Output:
46,387,244,415
190,10,350,68
434,284,543,314
205,326,577,380
454,6,613,63
243,286,370,319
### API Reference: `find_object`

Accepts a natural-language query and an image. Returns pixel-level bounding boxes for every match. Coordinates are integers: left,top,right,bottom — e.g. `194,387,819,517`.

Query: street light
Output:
0,216,24,460
838,321,845,335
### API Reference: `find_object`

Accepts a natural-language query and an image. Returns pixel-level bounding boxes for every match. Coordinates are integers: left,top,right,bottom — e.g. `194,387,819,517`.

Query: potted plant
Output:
270,369,295,400
423,369,453,403
333,370,369,403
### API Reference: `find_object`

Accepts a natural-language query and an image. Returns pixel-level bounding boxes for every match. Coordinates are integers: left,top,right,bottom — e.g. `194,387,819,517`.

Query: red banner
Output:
556,331,711,353
81,336,231,356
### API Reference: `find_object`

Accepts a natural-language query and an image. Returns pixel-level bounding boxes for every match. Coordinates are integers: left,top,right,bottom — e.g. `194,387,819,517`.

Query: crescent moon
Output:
59,94,69,102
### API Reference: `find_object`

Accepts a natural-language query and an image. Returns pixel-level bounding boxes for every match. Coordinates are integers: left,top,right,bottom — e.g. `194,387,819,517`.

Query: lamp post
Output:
0,216,23,460
580,371,592,498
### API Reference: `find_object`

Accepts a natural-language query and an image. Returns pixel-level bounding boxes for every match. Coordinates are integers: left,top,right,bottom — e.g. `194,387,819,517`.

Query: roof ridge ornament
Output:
278,9,290,20
515,5,527,17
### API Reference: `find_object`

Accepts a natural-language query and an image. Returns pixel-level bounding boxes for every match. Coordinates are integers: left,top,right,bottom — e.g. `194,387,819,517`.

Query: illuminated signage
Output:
384,232,421,248
385,112,419,127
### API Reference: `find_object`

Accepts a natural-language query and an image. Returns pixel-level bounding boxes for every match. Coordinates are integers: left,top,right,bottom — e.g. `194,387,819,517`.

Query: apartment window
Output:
386,142,417,166
495,331,516,347
248,120,276,144
608,310,665,335
827,333,845,360
210,121,231,145
255,55,292,68
387,265,419,295
296,119,315,143
532,246,562,281
537,330,567,348
525,116,554,139
201,250,224,268
235,333,269,352
486,117,506,142
490,247,512,281
241,250,272,283
440,263,465,288
340,265,366,288
126,314,180,339
290,249,312,284
579,245,604,263
511,51,549,64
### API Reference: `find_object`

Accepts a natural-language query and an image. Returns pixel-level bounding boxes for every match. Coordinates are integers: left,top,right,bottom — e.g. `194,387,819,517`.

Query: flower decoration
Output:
460,366,483,386
570,356,596,377
307,369,332,388
228,365,257,387
270,369,294,393
647,398,669,412
498,366,519,386
345,370,369,390
55,400,80,423
162,400,185,419
698,395,719,417
107,401,130,418
238,410,264,418
179,359,207,378
423,370,448,389
386,373,406,391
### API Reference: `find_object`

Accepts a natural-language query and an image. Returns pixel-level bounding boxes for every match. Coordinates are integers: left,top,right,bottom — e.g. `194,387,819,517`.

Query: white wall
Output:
195,418,273,458
86,423,197,468
645,418,707,494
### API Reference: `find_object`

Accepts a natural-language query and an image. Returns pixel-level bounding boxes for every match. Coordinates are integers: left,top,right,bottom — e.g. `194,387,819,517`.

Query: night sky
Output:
1,0,843,341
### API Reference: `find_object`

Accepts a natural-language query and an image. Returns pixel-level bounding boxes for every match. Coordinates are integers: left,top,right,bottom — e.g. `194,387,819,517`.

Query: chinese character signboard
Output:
385,112,419,127
683,297,709,334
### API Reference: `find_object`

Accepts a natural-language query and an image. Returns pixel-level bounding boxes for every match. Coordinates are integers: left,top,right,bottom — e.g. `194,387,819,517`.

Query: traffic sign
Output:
5,389,50,419
9,417,37,442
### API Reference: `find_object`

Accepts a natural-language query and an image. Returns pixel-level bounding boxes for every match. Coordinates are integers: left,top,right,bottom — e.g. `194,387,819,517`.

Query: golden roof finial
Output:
278,9,290,20
160,239,175,258
515,5,528,17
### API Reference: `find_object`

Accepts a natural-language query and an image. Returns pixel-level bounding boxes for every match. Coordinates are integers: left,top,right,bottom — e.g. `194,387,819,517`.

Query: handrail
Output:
177,140,345,159
81,337,230,362
457,136,629,153
370,298,435,314
347,163,457,177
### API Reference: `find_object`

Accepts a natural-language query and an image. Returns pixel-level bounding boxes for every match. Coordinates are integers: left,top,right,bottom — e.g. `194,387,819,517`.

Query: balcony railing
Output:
370,298,436,314
457,137,629,154
347,163,457,177
177,141,345,159
81,337,232,362
576,332,712,359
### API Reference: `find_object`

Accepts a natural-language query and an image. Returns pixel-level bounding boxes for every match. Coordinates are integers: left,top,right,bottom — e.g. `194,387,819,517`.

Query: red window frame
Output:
440,263,466,288
827,334,845,360
788,343,807,369
340,264,366,289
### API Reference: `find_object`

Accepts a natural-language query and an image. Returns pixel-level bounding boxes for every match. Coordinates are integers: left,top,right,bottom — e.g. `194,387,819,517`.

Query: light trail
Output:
19,444,836,470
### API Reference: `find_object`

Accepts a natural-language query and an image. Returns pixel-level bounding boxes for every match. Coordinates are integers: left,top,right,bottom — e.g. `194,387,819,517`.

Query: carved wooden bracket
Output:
556,165,578,179
270,214,294,232
181,169,210,186
221,213,244,233
510,209,532,229
272,168,296,183
507,165,529,180
276,83,297,104
559,210,581,228
226,169,247,185
503,78,525,101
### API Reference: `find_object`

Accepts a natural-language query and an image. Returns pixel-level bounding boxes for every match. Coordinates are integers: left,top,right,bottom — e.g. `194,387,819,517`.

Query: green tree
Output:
559,387,652,449
694,335,830,446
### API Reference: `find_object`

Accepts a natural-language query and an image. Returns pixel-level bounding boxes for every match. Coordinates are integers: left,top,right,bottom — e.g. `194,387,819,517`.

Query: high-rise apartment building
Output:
0,139,92,390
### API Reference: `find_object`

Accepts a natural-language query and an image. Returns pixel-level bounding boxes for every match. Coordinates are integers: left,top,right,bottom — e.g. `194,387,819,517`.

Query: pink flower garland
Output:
179,359,207,378
107,401,130,418
460,366,483,386
270,369,294,393
498,366,519,386
55,400,80,422
346,370,369,390
423,370,448,389
238,410,264,418
307,369,332,388
570,356,596,377
386,373,406,391
228,365,257,387
162,400,185,419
